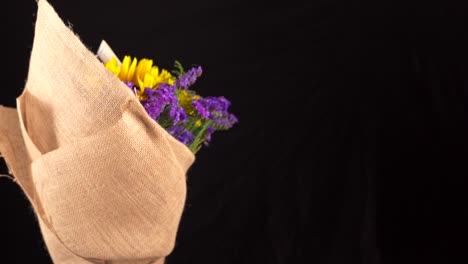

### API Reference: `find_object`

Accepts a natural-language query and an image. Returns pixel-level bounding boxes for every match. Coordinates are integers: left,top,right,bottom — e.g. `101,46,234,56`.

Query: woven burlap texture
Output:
0,0,195,263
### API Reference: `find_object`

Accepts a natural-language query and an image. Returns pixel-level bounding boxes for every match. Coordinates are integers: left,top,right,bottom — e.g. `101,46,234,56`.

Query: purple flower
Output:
204,126,215,145
199,96,231,113
175,66,203,89
142,84,187,125
142,88,169,120
191,96,237,129
168,126,184,136
169,104,187,124
192,99,211,119
212,114,237,129
179,130,195,145
228,113,239,124
124,81,134,88
168,126,194,145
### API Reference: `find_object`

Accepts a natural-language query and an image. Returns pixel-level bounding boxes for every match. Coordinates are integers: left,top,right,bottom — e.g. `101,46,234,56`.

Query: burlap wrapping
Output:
0,0,195,263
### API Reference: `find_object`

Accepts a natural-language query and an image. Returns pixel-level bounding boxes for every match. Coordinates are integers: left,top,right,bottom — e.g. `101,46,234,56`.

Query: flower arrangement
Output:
0,1,240,262
104,56,238,154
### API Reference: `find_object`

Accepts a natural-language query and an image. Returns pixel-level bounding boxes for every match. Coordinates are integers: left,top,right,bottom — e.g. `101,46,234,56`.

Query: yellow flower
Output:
178,90,196,115
134,58,153,87
104,56,175,92
104,57,121,76
195,120,202,127
118,56,138,83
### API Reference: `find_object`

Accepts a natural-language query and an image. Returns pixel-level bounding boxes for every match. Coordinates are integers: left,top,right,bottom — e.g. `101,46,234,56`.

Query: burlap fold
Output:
0,0,195,263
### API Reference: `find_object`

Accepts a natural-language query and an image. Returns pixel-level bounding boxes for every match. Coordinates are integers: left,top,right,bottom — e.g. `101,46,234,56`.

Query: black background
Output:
1,0,466,263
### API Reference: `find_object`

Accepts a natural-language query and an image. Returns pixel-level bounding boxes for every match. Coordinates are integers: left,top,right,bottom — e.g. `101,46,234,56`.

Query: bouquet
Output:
100,49,237,154
0,0,236,263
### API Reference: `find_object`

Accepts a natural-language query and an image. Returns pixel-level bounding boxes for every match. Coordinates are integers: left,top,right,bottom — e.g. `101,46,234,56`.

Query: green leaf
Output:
172,60,185,77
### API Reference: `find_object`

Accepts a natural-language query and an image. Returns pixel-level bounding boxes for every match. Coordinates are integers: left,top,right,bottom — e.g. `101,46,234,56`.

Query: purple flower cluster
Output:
175,66,203,89
192,96,238,129
213,114,238,128
168,126,195,145
141,85,187,125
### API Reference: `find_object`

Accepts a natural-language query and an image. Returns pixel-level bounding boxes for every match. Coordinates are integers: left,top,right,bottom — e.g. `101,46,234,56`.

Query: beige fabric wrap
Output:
0,0,195,263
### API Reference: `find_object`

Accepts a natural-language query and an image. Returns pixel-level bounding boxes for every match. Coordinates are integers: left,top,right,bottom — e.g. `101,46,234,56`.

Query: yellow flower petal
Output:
150,66,160,79
144,73,155,88
104,57,121,76
118,56,131,81
134,59,153,85
104,57,117,69
127,58,138,82
137,76,145,92
105,55,175,89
